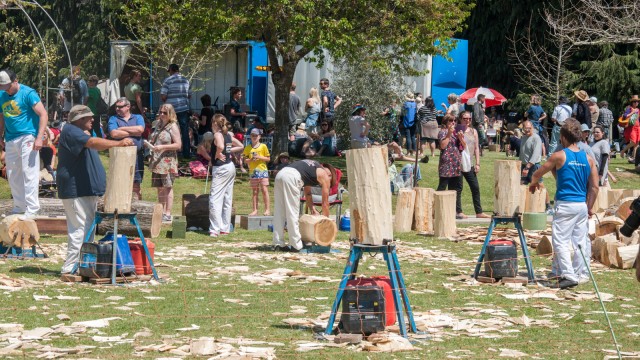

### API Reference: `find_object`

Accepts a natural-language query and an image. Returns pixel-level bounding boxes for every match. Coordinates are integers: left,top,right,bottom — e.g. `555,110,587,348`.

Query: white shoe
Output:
18,212,38,221
578,275,590,284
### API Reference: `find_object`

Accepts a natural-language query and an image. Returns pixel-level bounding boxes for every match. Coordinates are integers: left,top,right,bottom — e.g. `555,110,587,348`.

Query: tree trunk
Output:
299,214,337,246
433,190,456,238
413,187,434,233
268,48,300,159
393,189,416,233
104,146,137,213
494,160,522,216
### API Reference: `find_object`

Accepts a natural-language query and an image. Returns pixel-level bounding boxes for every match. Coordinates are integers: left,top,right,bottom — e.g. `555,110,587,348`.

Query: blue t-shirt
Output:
0,84,41,141
321,90,337,117
556,148,590,202
107,114,145,149
403,101,416,128
527,105,545,123
57,123,107,199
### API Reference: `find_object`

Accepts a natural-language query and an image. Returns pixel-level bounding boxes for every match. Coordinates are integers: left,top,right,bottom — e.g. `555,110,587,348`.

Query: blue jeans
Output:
404,125,416,151
177,111,191,158
549,124,561,154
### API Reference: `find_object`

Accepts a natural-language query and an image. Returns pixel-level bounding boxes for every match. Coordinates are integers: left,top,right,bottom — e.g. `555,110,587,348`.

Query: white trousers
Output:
551,201,590,282
61,196,98,274
209,162,235,234
5,134,40,215
272,167,304,250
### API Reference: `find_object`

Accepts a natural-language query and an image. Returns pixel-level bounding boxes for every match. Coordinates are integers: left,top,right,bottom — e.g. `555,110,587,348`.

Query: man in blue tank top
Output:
529,119,599,289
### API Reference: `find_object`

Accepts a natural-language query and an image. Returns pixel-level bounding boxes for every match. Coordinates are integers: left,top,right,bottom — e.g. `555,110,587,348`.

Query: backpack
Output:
64,78,82,104
189,161,208,179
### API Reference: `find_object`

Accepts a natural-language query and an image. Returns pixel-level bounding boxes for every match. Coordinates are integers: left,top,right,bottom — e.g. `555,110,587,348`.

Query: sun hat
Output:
629,95,640,103
574,90,589,102
351,104,366,115
68,105,94,123
298,123,307,130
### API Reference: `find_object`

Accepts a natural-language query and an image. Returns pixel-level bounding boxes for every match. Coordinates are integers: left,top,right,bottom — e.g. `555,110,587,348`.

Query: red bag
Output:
189,161,208,179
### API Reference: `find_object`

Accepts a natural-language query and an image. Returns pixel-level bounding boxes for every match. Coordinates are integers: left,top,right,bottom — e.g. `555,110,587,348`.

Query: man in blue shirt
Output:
58,105,133,276
160,64,191,158
107,97,145,200
319,78,342,125
0,69,48,218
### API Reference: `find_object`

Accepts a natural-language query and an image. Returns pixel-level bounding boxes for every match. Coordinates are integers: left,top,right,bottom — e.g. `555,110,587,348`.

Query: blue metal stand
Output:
1,245,47,258
80,211,159,284
472,216,535,281
325,241,417,338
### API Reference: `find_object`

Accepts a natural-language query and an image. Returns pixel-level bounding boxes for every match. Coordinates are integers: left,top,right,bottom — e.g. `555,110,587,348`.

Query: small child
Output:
349,104,370,149
243,128,271,216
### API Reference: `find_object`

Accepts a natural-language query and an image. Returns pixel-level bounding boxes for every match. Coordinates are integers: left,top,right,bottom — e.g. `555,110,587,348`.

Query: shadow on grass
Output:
9,266,59,276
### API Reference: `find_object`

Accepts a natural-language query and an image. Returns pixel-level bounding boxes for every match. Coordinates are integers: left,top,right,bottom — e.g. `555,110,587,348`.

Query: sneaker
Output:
18,212,38,220
209,231,218,238
162,214,172,223
578,275,590,285
545,278,578,289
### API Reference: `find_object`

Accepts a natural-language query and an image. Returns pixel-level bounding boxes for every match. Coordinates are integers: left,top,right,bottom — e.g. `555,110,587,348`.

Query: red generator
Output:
346,276,396,326
128,238,155,275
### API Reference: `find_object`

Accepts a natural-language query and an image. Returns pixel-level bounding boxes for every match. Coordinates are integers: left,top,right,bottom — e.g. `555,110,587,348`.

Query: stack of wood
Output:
590,194,639,269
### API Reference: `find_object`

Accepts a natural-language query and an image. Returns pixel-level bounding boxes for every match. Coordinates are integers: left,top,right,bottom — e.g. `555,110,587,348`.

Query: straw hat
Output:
629,95,640,103
574,90,589,102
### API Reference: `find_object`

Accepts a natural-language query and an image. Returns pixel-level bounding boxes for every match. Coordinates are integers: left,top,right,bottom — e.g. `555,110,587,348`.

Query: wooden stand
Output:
494,160,522,216
394,189,416,233
433,190,456,238
412,187,434,234
299,214,337,246
346,146,393,245
104,146,137,213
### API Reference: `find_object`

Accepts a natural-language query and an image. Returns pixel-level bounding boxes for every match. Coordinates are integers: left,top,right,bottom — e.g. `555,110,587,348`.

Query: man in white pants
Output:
0,69,48,218
57,105,133,277
272,160,336,252
530,118,598,289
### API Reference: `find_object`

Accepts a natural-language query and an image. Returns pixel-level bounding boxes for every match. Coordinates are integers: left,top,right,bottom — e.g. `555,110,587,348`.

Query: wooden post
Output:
607,189,625,208
346,146,393,245
433,190,456,238
592,186,609,213
413,187,434,233
494,160,522,216
104,146,137,213
394,189,416,233
299,214,337,246
525,187,547,213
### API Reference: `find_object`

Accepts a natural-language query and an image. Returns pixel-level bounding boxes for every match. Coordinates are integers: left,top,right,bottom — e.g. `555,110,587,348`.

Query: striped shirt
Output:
417,106,437,124
160,73,190,113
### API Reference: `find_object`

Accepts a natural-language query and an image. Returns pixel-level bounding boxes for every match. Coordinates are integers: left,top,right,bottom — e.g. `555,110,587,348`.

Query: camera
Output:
620,197,640,237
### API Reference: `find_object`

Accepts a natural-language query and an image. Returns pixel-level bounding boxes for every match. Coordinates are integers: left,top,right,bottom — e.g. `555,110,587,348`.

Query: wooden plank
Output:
60,274,83,283
90,275,153,284
239,215,273,230
501,276,528,284
476,276,497,283
34,217,68,235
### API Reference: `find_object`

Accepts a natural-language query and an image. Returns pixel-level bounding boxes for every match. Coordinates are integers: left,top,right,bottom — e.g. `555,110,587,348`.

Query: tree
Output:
116,0,472,156
546,0,640,45
507,0,576,103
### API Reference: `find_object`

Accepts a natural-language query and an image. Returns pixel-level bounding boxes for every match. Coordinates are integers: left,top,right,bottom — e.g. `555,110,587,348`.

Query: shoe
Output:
209,231,218,238
162,214,172,223
546,278,578,289
18,212,38,220
578,275,590,285
475,213,491,219
219,231,230,235
420,155,429,164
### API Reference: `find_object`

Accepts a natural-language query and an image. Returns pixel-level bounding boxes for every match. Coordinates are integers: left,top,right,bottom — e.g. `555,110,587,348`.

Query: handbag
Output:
461,149,472,173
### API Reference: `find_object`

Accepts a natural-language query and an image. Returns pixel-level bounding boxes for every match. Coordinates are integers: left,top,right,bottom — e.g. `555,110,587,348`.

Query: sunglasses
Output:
115,104,129,109
462,117,472,120
158,111,168,115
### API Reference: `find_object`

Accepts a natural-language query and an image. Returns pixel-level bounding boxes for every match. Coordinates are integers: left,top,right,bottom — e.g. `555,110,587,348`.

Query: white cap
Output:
0,70,13,85
589,96,597,103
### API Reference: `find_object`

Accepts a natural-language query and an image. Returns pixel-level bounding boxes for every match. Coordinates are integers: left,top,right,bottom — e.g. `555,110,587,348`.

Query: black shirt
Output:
198,107,214,135
288,160,322,187
211,133,233,166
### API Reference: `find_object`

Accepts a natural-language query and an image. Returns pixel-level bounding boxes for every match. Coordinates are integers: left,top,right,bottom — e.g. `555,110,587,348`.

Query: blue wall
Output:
431,39,468,113
248,41,268,119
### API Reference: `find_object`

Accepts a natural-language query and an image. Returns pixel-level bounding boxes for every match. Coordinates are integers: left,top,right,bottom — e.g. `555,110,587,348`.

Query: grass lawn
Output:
0,148,638,359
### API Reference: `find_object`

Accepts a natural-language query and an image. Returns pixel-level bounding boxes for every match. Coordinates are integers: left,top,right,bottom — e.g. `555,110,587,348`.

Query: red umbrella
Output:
460,87,507,107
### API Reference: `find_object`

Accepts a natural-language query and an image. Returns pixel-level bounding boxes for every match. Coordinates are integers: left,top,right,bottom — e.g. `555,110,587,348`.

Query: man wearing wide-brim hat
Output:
58,105,134,279
573,90,592,128
349,104,370,149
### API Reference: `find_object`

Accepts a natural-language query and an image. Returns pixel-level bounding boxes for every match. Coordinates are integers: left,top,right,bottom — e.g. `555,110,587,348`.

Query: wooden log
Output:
97,200,162,238
607,189,625,208
394,189,416,233
615,197,637,221
0,199,162,238
602,241,622,267
104,146,137,213
239,216,272,230
346,146,393,245
299,214,337,246
525,187,547,213
412,188,434,233
494,160,522,216
596,217,624,237
536,235,553,256
615,245,639,269
592,234,617,261
620,230,640,246
622,189,640,198
433,190,456,238
182,194,235,230
518,185,527,215
592,186,609,213
0,215,40,248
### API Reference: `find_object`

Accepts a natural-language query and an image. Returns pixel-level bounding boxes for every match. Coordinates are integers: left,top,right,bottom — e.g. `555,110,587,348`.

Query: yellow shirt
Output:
243,143,270,177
